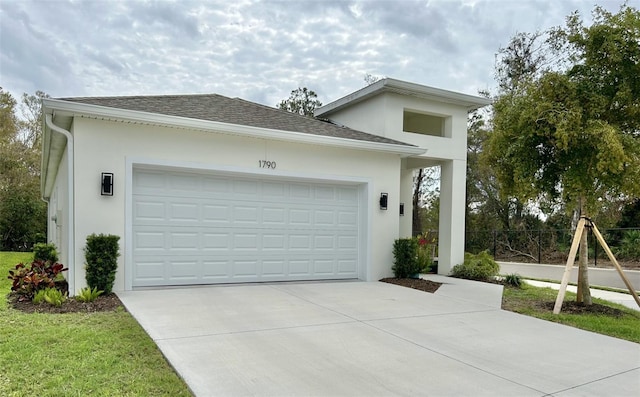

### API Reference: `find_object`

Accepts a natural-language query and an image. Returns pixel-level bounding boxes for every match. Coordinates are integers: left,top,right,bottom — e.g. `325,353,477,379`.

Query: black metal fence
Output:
462,227,640,265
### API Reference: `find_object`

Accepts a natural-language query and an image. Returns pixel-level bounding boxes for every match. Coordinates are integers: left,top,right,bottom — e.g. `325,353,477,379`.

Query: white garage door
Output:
132,168,361,287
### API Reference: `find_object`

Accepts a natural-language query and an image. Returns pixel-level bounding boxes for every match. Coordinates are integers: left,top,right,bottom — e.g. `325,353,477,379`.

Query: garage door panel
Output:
134,260,166,282
135,200,166,221
203,233,229,250
233,206,259,223
262,260,285,276
170,202,199,221
233,180,259,195
203,204,231,223
132,169,361,286
338,259,357,274
289,209,311,225
234,260,259,277
170,232,199,250
170,261,199,281
202,176,231,193
263,207,286,224
262,181,286,197
202,260,229,278
135,231,166,250
263,234,285,250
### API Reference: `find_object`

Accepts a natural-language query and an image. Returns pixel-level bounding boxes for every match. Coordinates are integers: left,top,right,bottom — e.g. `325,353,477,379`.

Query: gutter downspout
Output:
44,114,75,295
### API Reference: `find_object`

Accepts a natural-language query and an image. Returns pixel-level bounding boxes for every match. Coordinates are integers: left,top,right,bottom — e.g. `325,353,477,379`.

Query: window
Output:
403,110,446,137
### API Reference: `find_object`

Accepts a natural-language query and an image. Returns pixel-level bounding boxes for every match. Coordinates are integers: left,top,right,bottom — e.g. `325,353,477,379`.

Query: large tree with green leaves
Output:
485,4,640,304
0,88,48,251
277,87,323,117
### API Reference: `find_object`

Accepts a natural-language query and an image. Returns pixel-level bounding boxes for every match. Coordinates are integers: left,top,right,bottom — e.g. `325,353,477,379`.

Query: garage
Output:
131,168,363,287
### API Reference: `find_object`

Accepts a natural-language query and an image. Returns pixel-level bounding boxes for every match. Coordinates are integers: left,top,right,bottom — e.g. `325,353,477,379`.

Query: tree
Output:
276,87,322,117
412,166,440,235
485,5,640,305
364,73,381,86
0,88,48,251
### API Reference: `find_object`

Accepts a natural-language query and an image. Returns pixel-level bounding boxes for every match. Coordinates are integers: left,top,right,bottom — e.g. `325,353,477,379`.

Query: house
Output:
40,78,490,294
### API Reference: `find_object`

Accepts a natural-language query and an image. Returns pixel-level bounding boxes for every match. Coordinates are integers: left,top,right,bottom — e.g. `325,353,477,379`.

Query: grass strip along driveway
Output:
502,282,640,343
0,252,191,397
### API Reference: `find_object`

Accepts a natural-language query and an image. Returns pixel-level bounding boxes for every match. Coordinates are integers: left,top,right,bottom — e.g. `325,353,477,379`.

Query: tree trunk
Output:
412,168,424,236
576,201,592,305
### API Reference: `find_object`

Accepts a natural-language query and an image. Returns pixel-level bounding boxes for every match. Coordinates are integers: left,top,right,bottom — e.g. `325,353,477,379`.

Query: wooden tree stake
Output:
590,223,640,308
553,218,586,314
554,217,640,314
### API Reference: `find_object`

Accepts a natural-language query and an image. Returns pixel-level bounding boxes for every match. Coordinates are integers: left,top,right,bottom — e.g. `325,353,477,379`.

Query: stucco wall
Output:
66,117,404,293
321,92,469,274
324,92,468,161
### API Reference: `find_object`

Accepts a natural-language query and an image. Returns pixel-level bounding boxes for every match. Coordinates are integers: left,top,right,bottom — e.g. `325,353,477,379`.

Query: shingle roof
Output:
59,94,413,146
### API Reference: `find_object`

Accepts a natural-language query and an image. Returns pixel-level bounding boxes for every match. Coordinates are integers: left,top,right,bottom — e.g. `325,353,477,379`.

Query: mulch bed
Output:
542,301,627,317
383,277,630,317
380,277,442,293
7,293,125,314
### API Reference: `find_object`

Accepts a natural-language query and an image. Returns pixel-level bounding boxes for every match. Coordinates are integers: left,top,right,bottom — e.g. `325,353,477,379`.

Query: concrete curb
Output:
499,261,640,291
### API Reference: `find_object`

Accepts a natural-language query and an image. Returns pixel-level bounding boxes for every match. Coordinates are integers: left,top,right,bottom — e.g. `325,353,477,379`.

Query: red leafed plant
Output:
7,260,68,301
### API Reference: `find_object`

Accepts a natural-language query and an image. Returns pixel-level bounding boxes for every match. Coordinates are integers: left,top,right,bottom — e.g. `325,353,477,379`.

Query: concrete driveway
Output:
117,277,640,396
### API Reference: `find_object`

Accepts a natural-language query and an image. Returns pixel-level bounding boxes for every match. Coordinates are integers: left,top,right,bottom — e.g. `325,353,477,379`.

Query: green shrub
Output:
616,230,640,260
33,242,59,263
451,251,500,281
76,286,104,303
85,234,120,294
392,238,421,278
8,260,68,301
503,273,523,288
32,288,47,304
32,287,66,307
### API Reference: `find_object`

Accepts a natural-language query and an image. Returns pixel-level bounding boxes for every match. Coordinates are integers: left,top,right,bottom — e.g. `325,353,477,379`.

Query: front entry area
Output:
131,167,362,287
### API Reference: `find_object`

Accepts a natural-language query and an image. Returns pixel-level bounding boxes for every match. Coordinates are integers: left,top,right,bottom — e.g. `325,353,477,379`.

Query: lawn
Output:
502,282,640,343
0,252,192,397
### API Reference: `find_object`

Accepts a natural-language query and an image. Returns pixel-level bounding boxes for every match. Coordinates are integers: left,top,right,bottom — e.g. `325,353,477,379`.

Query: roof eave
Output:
315,78,492,117
42,98,425,158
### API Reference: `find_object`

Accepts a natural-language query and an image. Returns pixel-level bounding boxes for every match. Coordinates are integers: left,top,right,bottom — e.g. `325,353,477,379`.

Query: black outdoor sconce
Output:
101,172,114,196
379,193,388,210
399,203,405,216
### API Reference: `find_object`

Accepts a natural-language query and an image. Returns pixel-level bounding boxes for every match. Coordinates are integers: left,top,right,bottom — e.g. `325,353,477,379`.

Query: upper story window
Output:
403,110,447,137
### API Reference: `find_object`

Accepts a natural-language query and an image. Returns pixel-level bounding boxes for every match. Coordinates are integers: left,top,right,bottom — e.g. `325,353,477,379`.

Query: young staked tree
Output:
485,5,640,305
276,87,323,117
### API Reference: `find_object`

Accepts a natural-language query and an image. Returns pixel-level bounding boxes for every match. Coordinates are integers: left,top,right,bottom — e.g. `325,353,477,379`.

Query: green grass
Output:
502,283,640,343
0,252,192,396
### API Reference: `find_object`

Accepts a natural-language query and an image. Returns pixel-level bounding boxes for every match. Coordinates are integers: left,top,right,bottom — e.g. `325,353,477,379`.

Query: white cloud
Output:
0,0,629,107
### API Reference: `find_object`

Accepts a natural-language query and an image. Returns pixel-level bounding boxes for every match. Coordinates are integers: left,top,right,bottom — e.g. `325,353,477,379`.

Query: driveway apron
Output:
117,280,640,396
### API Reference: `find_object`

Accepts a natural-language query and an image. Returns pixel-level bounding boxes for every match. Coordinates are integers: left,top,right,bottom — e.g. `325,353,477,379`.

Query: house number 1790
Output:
259,160,276,169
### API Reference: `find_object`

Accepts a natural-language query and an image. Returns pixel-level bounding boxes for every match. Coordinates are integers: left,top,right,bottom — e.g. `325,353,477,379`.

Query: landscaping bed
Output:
8,292,124,314
380,277,441,293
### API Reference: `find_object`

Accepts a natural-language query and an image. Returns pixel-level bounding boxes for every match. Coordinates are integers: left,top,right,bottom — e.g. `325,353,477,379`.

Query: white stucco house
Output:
41,78,490,294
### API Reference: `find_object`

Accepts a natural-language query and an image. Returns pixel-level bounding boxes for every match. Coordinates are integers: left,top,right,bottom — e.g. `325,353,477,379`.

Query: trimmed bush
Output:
451,251,500,281
85,234,120,294
33,242,59,263
392,238,421,278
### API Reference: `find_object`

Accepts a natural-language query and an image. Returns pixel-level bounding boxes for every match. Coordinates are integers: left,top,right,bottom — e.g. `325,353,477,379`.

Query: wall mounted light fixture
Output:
101,172,114,196
379,193,388,210
399,203,404,216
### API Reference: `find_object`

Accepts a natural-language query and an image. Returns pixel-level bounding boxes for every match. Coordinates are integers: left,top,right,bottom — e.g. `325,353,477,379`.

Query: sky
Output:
0,0,630,108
